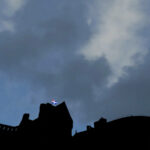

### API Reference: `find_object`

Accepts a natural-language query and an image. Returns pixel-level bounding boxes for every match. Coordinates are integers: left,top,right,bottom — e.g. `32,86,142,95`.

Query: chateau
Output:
0,102,73,146
0,102,149,148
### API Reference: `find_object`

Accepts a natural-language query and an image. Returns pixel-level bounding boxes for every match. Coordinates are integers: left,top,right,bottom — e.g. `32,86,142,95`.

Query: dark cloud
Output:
0,0,150,132
0,0,111,127
82,52,150,124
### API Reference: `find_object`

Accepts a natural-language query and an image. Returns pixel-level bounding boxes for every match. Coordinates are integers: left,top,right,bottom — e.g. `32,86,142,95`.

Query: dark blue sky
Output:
0,0,150,132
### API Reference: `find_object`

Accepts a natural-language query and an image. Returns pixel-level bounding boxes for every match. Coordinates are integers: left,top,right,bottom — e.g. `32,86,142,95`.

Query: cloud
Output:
3,0,26,16
99,52,150,121
80,0,148,87
0,0,150,132
0,0,110,126
0,20,15,32
0,0,26,32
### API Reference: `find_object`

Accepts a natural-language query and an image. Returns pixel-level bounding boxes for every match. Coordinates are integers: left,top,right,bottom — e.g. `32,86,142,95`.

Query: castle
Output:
0,102,150,148
0,102,73,146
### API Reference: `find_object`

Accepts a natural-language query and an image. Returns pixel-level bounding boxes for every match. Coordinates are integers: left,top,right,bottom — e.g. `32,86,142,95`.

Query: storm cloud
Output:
80,0,148,87
0,0,150,132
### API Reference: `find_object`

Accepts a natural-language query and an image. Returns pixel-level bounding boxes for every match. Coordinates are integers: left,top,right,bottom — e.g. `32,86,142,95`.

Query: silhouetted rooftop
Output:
0,102,149,148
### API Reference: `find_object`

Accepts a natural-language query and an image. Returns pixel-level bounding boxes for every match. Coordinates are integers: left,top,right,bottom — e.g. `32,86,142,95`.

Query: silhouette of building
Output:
0,102,73,147
73,116,150,148
0,102,150,148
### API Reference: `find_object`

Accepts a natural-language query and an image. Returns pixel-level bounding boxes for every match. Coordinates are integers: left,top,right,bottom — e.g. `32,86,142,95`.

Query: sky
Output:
0,0,150,132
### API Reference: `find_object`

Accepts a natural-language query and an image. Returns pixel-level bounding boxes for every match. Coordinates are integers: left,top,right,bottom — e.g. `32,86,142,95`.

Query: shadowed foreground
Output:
0,102,150,148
